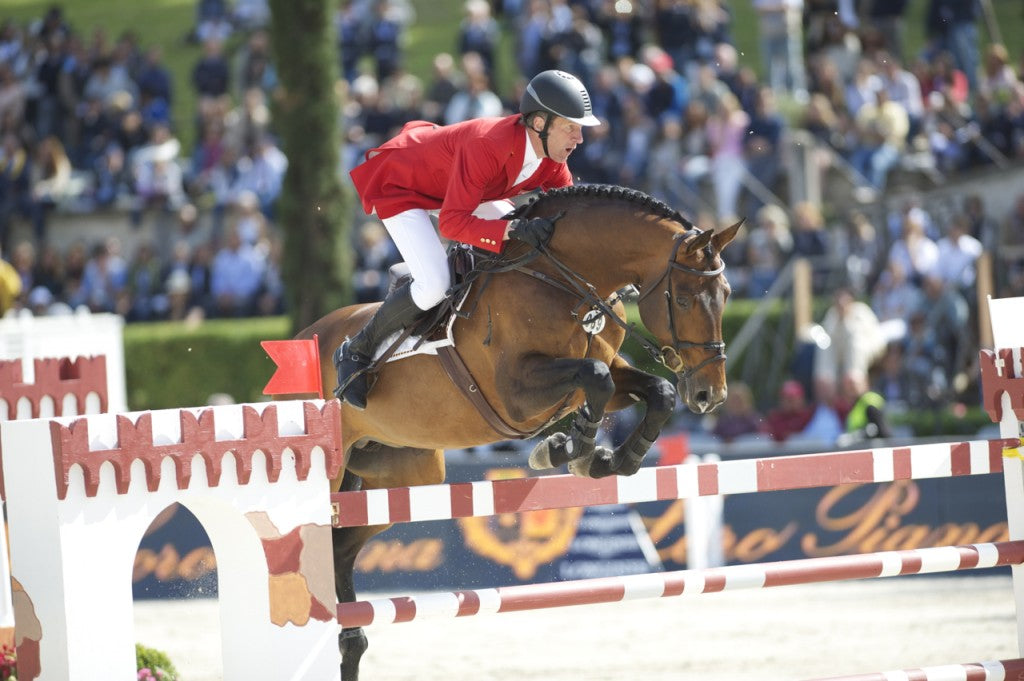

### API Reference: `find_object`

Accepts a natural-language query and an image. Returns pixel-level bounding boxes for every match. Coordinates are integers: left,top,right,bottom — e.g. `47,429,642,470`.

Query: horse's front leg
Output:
581,356,677,478
501,356,614,472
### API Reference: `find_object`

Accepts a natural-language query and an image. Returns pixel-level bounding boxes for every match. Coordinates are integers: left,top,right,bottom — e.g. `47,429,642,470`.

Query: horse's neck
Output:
553,216,676,296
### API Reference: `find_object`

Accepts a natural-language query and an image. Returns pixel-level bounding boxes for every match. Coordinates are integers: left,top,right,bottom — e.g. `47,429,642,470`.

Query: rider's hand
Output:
507,216,556,249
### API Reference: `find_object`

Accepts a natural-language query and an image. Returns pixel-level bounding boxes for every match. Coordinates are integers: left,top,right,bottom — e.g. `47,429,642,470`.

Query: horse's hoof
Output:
568,446,614,478
528,433,568,470
567,450,595,477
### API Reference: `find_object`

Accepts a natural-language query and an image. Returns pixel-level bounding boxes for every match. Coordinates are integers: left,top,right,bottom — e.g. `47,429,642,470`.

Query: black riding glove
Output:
508,216,556,249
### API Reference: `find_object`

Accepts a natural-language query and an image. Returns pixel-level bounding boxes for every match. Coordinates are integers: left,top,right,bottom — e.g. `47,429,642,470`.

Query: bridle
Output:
634,230,727,381
507,227,727,383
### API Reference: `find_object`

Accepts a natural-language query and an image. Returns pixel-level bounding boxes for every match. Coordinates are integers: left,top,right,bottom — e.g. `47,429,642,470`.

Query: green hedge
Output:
124,317,291,410
122,310,996,439
122,302,766,411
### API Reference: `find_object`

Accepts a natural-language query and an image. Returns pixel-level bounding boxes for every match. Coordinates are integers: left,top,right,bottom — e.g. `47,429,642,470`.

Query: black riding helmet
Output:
520,70,600,157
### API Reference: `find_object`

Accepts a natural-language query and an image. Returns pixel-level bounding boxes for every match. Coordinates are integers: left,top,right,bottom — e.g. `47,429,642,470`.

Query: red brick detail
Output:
49,400,342,499
0,356,108,419
980,348,1024,423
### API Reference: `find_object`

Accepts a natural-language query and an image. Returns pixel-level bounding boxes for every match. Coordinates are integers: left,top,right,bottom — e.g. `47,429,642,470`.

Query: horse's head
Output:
636,221,742,414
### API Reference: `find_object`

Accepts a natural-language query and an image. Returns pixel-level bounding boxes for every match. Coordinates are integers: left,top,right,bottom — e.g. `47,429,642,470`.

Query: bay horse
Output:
292,184,740,679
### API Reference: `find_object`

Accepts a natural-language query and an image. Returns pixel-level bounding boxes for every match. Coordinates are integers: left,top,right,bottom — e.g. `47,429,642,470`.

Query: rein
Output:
523,230,727,382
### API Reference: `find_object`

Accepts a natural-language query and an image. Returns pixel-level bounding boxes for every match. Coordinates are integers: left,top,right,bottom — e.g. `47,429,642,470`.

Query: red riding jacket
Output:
349,115,573,253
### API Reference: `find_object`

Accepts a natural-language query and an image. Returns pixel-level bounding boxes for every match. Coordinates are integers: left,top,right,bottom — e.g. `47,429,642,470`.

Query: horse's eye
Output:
674,295,690,309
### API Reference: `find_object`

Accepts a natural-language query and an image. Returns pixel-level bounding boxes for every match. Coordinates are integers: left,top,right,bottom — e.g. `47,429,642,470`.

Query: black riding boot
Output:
333,280,424,410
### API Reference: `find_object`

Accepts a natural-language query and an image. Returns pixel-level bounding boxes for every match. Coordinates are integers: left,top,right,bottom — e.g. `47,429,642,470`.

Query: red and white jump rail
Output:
806,657,1024,681
330,438,1016,528
337,540,1024,627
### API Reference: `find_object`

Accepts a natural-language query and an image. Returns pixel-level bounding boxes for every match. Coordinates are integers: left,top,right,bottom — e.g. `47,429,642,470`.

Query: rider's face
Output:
536,115,584,163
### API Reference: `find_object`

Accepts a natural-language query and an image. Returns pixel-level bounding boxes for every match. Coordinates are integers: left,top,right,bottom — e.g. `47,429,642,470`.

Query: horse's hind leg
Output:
581,358,677,478
334,470,373,681
333,445,446,680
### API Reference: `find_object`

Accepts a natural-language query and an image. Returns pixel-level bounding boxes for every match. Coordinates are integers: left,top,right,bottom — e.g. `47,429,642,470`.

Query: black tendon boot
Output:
333,280,423,409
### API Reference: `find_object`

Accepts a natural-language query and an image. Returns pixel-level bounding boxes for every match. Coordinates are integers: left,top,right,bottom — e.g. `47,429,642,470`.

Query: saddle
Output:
370,243,544,439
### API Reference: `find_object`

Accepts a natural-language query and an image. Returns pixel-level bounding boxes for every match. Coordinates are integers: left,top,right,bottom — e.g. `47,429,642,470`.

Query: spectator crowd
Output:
2,0,1024,441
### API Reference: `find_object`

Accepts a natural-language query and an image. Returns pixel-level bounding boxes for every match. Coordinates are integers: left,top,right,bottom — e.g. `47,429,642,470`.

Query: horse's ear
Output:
685,229,714,254
712,219,745,252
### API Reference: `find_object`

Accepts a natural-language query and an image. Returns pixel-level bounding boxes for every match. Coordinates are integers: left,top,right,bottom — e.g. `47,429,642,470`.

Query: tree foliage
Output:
268,0,353,334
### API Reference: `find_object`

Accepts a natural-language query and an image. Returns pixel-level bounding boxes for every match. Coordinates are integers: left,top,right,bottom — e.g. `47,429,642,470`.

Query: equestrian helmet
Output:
520,70,600,126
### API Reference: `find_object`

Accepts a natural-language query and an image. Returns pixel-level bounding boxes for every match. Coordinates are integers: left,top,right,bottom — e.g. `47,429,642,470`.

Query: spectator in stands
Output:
918,274,970,390
0,63,26,131
934,213,982,294
877,51,924,141
901,309,947,408
873,341,909,409
705,91,748,221
617,89,657,187
642,48,689,124
234,29,277,99
125,241,166,321
335,1,366,84
83,54,138,111
978,43,1019,107
444,69,503,123
849,86,910,192
814,286,887,407
743,85,785,215
744,203,792,297
839,371,892,441
73,237,128,313
353,219,400,304
753,0,807,100
28,135,71,248
232,134,287,219
595,0,646,63
195,12,233,46
33,30,71,143
871,260,922,336
422,52,460,123
645,115,686,209
764,379,815,442
458,0,500,77
209,225,265,317
232,0,271,32
191,0,229,43
192,38,231,105
888,207,939,286
867,0,910,62
367,0,404,81
0,131,30,254
925,0,981,95
710,380,763,443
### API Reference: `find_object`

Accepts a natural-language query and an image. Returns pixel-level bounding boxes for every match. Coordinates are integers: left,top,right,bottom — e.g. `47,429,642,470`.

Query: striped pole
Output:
804,657,1024,681
336,539,1024,627
331,439,1016,528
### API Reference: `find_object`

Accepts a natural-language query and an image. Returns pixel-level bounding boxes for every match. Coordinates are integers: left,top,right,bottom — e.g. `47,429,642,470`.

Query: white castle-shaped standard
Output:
0,399,343,681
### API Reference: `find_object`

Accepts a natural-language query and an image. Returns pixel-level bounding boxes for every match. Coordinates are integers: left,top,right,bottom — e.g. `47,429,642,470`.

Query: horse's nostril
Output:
695,390,709,407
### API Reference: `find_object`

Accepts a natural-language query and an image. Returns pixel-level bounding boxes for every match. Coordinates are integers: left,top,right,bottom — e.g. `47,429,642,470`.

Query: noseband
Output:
636,231,726,381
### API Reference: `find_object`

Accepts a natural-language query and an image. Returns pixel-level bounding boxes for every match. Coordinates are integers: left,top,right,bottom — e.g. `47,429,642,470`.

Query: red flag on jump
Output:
261,334,323,399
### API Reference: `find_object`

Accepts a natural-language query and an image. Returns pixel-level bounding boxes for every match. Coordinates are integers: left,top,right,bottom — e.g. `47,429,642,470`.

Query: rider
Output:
334,70,601,409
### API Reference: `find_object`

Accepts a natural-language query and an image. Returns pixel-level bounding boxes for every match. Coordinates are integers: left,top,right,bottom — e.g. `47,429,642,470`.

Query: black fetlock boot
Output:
333,280,424,409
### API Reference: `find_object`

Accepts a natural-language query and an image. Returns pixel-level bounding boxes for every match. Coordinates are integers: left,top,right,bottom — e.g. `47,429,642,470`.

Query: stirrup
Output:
332,342,373,404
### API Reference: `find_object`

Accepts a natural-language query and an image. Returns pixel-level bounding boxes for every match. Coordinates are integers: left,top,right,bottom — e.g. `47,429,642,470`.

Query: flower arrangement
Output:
0,642,179,680
135,643,179,681
0,645,15,681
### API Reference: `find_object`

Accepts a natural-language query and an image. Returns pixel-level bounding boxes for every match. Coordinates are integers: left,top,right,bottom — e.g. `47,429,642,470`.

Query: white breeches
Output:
382,200,514,310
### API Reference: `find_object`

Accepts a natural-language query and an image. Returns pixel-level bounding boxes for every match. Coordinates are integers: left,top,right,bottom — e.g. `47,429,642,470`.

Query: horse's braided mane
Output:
509,184,696,230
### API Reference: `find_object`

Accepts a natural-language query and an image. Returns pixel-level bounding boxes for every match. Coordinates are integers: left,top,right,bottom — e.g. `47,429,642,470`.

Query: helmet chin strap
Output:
532,112,555,158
